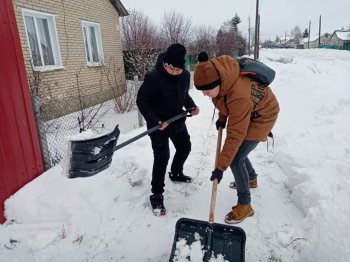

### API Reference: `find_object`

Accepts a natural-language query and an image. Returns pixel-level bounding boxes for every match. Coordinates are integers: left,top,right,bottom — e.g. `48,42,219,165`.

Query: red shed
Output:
0,0,44,223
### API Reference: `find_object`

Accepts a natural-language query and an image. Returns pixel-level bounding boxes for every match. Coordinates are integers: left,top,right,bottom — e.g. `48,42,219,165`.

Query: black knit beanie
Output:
163,43,186,69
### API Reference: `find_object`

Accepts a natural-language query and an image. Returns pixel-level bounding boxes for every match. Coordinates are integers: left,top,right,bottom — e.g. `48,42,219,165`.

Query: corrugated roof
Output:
109,0,129,16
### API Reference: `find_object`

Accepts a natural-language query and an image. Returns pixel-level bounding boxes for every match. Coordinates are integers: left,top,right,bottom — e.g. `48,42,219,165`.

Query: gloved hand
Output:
215,119,227,130
210,168,223,184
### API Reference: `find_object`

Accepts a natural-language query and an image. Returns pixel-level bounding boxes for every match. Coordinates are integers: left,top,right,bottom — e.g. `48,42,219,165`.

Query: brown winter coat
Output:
211,56,280,171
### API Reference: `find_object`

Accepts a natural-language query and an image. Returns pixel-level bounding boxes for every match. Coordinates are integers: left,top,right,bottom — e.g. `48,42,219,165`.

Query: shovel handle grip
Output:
209,127,223,223
209,179,218,223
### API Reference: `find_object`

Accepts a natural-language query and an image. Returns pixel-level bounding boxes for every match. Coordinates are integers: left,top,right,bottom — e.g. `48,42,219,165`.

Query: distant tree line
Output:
120,9,247,78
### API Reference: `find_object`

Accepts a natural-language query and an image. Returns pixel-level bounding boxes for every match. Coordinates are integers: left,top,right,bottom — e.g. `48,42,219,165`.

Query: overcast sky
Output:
121,0,350,40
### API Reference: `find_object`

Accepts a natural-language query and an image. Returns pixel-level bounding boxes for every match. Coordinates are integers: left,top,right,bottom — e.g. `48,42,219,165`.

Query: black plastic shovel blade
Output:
169,218,246,262
68,111,192,178
69,125,120,178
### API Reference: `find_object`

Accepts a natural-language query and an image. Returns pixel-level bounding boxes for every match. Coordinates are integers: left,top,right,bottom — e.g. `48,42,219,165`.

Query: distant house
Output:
303,33,331,49
329,30,350,50
275,35,295,48
13,0,129,120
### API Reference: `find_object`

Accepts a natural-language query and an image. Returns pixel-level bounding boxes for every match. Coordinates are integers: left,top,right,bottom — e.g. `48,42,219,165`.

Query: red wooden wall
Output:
0,0,44,223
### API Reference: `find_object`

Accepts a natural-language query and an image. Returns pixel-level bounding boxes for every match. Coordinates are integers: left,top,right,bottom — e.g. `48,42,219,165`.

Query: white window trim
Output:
81,20,104,67
21,8,63,72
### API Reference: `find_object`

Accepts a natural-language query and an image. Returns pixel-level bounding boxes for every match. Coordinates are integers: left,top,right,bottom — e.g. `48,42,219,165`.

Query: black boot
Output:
169,172,192,183
150,193,166,216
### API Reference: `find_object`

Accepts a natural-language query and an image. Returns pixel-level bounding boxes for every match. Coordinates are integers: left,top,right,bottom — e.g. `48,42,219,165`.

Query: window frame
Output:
21,8,63,72
81,20,104,66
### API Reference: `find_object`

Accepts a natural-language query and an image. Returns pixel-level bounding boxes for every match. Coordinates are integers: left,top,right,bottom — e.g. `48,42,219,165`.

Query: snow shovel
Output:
169,128,246,261
69,108,195,178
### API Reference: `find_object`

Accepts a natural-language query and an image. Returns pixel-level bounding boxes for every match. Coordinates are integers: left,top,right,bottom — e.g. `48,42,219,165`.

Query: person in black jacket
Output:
136,43,199,216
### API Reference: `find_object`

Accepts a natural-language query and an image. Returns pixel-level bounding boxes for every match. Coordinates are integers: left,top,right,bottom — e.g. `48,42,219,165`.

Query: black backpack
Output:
238,57,275,86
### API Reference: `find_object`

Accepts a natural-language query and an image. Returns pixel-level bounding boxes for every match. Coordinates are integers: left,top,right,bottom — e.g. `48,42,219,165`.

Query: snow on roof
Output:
278,35,292,41
335,30,350,41
302,33,332,43
303,34,319,43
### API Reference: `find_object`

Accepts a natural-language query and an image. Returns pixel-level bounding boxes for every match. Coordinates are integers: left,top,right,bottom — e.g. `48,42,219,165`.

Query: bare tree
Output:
75,67,105,133
121,9,162,79
160,10,193,46
102,57,136,114
121,8,159,51
291,25,302,47
188,25,216,57
291,25,302,38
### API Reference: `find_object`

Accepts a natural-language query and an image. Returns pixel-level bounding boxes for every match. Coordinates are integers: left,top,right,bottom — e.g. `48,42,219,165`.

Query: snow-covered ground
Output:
1,48,350,262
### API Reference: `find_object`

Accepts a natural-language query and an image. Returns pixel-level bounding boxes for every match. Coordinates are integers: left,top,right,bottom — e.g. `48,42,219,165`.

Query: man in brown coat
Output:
194,52,279,224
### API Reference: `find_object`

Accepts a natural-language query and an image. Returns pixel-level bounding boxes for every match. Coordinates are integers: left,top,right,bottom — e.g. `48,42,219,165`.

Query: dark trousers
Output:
230,140,259,205
150,127,191,194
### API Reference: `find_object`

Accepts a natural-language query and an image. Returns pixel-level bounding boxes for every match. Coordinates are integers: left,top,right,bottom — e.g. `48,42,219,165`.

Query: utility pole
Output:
257,14,260,59
318,15,322,46
308,20,311,48
248,16,251,56
254,0,259,60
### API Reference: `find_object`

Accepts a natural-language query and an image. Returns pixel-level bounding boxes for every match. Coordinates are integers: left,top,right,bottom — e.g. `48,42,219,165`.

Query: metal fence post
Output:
190,71,194,89
134,75,144,127
32,96,51,170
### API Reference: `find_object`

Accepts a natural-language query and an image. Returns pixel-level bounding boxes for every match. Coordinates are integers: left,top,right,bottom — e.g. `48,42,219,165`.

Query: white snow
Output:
173,233,204,262
172,234,229,262
1,48,350,262
335,31,350,41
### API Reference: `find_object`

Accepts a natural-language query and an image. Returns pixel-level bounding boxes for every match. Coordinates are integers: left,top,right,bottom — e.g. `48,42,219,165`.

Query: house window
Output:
22,9,62,71
81,21,104,65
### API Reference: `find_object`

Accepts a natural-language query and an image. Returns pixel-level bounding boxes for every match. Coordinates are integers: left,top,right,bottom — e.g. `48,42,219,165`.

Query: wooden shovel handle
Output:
209,127,223,223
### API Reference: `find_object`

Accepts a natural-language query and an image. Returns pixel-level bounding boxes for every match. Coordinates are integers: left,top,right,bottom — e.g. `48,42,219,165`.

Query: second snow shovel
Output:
69,108,195,178
169,128,246,262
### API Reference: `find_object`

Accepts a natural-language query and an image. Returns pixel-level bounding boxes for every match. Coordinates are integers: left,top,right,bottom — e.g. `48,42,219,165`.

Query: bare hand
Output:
158,121,169,130
191,106,200,116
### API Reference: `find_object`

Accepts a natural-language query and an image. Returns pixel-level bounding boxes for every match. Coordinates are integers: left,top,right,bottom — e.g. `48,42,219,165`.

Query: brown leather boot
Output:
224,203,254,224
229,178,257,189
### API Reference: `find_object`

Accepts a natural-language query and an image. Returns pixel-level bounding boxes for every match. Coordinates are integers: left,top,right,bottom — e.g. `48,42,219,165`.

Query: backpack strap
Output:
240,71,257,77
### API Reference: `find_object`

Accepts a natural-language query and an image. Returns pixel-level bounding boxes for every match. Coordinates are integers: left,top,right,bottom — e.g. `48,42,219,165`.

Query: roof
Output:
303,33,331,43
334,30,350,41
278,35,292,41
303,34,318,43
109,0,129,16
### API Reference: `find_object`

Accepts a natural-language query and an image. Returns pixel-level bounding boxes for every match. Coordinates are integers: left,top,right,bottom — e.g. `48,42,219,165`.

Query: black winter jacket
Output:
136,53,196,134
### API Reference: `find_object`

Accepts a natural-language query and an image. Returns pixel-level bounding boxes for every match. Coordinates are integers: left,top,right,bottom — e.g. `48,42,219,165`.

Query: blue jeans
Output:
230,140,259,205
